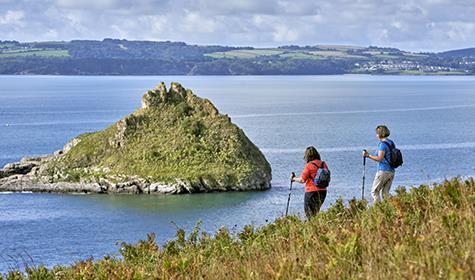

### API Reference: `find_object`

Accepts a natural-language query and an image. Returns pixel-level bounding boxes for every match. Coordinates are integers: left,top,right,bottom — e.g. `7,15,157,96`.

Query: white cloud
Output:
0,0,475,51
136,15,169,38
55,0,119,10
0,10,24,26
196,0,278,15
276,0,320,15
182,11,217,33
63,12,90,35
272,24,299,42
445,21,475,41
44,29,59,39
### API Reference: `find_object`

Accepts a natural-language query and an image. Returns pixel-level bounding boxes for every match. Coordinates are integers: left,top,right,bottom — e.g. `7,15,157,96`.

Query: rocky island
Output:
0,82,271,194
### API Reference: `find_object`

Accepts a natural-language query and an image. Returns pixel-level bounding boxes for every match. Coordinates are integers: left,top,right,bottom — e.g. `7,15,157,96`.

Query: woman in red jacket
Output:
291,146,329,218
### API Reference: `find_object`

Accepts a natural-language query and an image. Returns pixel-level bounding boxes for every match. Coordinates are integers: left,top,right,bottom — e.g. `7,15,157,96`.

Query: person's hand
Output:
362,150,369,157
290,172,296,181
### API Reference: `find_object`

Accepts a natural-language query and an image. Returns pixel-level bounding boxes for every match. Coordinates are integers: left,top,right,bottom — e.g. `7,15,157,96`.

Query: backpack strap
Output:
382,141,394,162
310,161,318,169
310,161,319,179
310,161,325,169
383,140,395,150
310,161,325,179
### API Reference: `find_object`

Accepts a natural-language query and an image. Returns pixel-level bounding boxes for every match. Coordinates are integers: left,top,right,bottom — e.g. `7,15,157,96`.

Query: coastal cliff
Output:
0,82,272,194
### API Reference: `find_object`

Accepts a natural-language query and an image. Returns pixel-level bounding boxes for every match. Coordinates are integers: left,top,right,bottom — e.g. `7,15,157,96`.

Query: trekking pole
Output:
362,151,367,200
285,173,295,216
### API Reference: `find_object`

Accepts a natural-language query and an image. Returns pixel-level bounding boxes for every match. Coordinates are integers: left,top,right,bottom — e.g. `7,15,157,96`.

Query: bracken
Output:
4,177,475,279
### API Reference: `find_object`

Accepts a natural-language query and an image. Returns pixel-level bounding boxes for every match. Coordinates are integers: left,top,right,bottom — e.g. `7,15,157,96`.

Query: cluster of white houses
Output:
356,60,466,73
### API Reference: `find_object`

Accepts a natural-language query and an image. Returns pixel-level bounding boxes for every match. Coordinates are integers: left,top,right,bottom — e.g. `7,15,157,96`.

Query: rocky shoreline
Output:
0,140,271,195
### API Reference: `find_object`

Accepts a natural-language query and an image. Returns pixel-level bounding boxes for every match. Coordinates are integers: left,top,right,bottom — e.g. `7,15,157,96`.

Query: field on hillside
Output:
205,49,285,58
204,47,422,61
0,49,69,58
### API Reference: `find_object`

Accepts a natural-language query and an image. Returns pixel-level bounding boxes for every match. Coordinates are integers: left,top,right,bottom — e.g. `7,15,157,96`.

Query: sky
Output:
0,0,474,52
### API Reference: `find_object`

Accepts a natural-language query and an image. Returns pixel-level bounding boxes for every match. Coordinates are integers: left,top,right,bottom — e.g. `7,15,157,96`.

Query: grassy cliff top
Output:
5,178,475,279
44,82,271,185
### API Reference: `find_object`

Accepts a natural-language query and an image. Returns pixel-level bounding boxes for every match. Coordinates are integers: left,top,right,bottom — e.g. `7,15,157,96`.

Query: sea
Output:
0,75,474,272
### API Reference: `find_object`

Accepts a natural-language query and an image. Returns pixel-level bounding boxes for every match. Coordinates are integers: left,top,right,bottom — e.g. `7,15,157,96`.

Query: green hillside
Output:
1,39,473,75
4,178,474,279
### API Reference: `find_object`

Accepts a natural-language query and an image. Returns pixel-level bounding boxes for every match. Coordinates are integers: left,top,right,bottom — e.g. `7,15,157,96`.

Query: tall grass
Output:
3,177,475,279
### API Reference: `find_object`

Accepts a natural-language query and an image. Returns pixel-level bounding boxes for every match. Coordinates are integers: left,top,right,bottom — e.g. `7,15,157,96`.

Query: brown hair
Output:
375,125,390,138
304,146,321,163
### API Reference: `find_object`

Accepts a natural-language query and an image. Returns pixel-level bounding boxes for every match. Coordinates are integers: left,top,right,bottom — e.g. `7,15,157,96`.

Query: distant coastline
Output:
1,72,472,76
1,39,474,76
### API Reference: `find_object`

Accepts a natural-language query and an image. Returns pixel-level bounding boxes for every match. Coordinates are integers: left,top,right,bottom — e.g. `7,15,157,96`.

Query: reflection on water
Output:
86,191,260,214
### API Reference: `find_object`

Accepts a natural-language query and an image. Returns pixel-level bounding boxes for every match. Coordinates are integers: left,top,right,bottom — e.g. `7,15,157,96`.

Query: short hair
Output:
304,146,321,162
375,125,390,138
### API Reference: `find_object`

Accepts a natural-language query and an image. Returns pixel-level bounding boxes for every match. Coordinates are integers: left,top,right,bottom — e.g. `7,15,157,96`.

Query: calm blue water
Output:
1,75,474,272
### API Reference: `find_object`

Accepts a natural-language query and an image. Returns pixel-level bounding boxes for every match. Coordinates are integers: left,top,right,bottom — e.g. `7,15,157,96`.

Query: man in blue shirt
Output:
363,125,395,202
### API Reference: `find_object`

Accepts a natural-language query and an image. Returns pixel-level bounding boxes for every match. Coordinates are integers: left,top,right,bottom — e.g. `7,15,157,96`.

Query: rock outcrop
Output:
0,82,272,194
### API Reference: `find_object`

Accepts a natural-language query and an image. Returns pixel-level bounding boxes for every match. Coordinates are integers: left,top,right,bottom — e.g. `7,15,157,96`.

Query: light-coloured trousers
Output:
371,170,395,202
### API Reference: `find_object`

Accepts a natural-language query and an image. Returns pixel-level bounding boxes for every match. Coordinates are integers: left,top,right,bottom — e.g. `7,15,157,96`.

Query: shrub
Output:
6,178,475,279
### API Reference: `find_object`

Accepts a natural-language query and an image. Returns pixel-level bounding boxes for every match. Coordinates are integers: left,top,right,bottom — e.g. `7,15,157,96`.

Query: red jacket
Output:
301,160,329,192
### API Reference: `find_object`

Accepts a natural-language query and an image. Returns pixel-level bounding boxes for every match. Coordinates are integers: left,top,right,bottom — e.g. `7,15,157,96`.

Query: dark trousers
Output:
304,190,327,219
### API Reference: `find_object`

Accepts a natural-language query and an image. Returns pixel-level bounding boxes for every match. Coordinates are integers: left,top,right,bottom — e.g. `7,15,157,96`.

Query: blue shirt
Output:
375,139,395,173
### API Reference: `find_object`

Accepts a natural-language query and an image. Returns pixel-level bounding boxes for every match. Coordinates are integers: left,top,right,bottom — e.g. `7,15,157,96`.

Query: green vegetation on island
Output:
50,82,270,184
1,39,474,75
0,82,271,194
3,178,474,279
